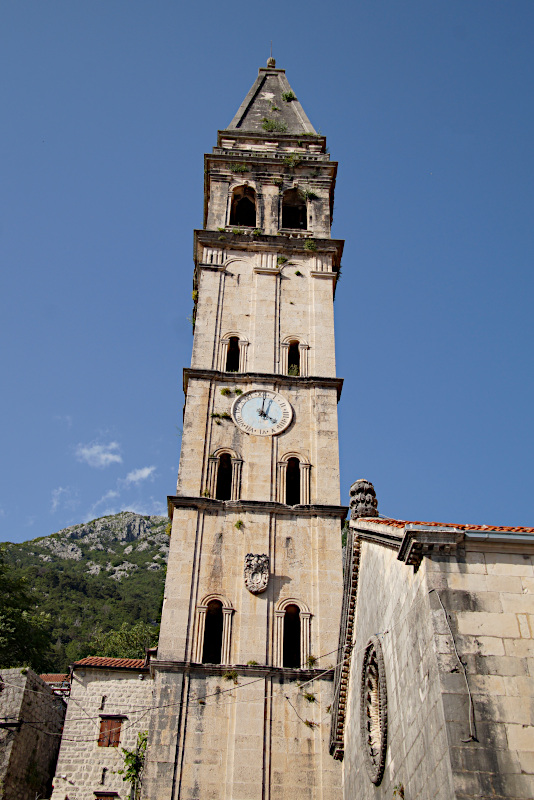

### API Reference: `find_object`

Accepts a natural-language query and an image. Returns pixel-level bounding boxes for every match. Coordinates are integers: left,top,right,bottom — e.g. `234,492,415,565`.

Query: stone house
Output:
50,657,154,800
0,667,66,800
330,479,534,800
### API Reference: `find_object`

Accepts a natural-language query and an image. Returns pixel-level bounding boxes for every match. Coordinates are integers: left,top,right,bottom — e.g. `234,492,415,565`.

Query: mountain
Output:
2,512,169,670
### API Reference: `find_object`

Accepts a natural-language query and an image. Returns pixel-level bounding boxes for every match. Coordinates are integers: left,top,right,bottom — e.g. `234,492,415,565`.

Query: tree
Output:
0,549,53,671
119,730,148,800
89,620,158,659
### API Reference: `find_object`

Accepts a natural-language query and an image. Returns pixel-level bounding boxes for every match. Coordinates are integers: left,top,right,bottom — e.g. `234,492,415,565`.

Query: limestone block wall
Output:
176,376,341,506
343,537,534,800
142,671,341,800
50,667,154,800
191,251,337,378
425,546,534,799
0,668,66,800
343,542,455,800
158,508,343,668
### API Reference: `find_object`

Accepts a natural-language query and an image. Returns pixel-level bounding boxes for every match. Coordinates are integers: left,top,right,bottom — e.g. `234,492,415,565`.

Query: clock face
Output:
231,390,293,436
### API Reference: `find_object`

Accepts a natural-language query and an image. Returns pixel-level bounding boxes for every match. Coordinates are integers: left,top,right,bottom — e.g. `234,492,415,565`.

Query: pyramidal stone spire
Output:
226,59,316,135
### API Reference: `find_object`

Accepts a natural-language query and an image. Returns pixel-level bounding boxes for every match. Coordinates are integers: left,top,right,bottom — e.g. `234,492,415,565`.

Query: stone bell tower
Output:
142,60,346,800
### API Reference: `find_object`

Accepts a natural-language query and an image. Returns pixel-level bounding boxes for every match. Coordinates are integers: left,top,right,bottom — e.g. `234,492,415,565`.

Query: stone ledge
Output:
168,495,348,520
150,660,334,682
183,367,344,399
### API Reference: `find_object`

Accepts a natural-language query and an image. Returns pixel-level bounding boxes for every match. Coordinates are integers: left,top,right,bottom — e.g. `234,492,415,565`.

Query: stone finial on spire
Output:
349,479,378,520
267,56,276,68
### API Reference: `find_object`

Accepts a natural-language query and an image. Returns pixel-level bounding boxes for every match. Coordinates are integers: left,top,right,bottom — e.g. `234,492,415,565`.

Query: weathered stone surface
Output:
0,668,66,800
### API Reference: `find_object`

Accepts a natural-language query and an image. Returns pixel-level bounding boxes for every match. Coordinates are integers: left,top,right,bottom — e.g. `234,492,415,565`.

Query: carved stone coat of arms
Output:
244,553,269,594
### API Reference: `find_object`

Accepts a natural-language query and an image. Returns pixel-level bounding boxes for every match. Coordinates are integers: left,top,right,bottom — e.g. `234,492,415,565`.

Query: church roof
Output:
356,517,534,533
226,62,316,135
73,656,148,670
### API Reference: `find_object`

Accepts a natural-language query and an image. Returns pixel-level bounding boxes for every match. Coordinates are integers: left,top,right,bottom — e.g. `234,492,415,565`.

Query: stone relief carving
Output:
244,553,269,594
350,478,378,520
360,635,388,785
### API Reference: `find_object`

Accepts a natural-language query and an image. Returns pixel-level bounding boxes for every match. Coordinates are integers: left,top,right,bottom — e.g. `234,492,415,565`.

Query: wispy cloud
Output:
84,489,120,521
123,466,156,485
76,441,122,468
51,486,79,513
126,498,167,517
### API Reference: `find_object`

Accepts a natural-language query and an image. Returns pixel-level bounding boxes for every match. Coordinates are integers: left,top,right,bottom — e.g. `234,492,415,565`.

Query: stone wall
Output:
341,529,534,800
50,666,154,800
0,667,66,800
426,545,534,799
343,541,455,800
142,669,341,800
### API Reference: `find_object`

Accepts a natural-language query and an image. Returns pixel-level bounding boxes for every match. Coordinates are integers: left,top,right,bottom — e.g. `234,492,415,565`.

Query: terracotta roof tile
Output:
357,517,534,533
40,673,68,683
73,656,147,670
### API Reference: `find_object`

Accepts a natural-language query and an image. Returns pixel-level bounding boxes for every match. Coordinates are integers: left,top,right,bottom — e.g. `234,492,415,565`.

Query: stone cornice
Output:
168,495,348,520
183,367,344,400
150,660,334,682
193,229,344,271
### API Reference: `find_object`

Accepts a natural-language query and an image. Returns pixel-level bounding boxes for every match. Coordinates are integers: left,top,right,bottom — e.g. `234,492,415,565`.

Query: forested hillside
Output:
2,512,169,670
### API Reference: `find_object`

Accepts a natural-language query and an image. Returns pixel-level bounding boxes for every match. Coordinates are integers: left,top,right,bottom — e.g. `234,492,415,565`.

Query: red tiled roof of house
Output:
358,517,534,534
73,656,147,670
40,673,68,683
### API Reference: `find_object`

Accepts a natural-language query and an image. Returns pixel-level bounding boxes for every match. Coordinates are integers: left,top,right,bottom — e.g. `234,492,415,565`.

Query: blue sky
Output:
2,1,534,543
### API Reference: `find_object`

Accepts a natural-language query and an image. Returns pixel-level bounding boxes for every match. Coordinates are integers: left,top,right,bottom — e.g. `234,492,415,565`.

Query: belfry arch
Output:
229,185,256,227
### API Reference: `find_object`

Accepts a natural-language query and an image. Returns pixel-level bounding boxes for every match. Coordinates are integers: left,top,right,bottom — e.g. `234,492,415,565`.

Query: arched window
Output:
226,336,240,372
288,340,300,376
282,188,307,230
275,598,311,668
215,453,233,501
283,604,301,668
286,457,301,505
202,600,224,664
194,594,234,665
206,449,243,501
281,337,308,377
230,186,256,227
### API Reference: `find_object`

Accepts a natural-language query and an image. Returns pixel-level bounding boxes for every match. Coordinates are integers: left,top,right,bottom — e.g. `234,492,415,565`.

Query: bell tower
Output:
143,60,346,800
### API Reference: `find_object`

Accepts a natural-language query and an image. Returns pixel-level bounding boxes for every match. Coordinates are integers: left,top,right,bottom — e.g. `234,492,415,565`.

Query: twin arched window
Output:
227,185,311,232
194,595,311,669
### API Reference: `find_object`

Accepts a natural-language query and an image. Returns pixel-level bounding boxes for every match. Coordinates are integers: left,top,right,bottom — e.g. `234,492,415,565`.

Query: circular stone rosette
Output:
360,635,388,785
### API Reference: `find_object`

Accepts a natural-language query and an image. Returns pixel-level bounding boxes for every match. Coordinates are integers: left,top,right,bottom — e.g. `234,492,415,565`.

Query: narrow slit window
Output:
282,189,307,230
202,600,224,664
288,341,300,376
230,186,256,227
286,457,301,505
226,337,240,372
283,604,301,668
215,453,232,501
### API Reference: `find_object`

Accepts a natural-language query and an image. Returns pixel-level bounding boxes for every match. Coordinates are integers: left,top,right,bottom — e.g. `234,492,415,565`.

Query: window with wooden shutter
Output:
98,716,123,747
